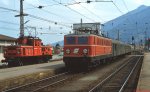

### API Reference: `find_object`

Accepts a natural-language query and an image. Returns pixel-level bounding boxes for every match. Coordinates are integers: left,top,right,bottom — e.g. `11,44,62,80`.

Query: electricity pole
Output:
15,0,28,37
20,0,24,37
15,0,25,37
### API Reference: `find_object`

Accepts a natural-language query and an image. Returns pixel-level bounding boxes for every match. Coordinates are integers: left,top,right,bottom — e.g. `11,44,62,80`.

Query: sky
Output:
0,0,150,44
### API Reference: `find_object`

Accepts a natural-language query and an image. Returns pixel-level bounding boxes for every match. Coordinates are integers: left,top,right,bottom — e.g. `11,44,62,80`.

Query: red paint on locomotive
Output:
63,34,112,70
2,36,52,66
64,35,112,57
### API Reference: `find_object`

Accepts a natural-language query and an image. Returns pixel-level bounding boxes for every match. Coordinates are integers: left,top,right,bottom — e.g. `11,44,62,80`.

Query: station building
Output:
0,34,16,61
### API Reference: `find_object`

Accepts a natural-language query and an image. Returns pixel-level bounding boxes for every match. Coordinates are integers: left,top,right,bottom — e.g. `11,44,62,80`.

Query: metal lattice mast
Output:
15,0,25,37
20,0,24,37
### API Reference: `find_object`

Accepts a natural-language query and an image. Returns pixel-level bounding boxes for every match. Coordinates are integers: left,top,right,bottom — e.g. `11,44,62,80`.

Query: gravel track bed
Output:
44,56,133,92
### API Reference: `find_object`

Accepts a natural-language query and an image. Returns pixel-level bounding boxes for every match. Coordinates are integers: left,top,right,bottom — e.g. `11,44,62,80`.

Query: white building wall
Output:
0,41,15,61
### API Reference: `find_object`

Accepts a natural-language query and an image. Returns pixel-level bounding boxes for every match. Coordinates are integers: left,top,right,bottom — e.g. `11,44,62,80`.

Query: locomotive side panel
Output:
2,36,53,66
94,37,112,56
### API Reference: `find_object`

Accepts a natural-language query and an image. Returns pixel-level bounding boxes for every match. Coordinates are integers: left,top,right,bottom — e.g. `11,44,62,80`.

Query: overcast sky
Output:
0,0,150,44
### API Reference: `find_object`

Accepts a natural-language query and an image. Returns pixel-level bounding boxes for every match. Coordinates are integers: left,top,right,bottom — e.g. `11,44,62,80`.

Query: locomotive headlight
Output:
66,49,70,54
83,49,88,54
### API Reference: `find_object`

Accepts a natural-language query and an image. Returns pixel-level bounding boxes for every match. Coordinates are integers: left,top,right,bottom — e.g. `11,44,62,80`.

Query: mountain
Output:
51,40,64,46
103,5,150,44
52,5,150,45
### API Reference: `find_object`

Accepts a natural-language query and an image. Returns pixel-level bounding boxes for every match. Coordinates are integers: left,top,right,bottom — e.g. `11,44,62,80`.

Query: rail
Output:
118,56,142,92
89,56,142,92
2,72,68,92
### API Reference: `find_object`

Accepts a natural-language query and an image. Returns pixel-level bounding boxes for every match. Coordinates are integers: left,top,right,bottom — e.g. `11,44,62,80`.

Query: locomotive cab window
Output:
78,37,88,44
66,37,76,44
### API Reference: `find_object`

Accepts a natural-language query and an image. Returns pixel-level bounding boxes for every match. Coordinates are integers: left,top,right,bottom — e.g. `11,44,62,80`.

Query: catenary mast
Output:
15,0,25,37
20,0,24,37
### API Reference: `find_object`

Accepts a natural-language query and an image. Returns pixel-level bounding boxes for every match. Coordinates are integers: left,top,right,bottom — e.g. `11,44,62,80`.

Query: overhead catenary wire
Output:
52,0,97,22
122,0,129,12
73,0,104,22
110,0,133,27
0,19,55,30
0,6,72,28
111,0,124,14
24,1,75,23
0,20,19,25
121,0,135,25
0,27,19,32
67,0,113,4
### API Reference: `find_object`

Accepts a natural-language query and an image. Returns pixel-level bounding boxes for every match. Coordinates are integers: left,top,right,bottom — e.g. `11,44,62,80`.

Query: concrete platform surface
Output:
137,53,150,92
0,60,64,80
0,61,65,91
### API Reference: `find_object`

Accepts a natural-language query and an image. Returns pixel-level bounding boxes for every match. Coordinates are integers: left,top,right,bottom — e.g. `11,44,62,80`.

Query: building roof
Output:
0,34,16,41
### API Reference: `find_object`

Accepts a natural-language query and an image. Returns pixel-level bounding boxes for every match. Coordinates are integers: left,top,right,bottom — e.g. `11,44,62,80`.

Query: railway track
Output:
1,55,143,92
2,72,72,92
89,56,143,92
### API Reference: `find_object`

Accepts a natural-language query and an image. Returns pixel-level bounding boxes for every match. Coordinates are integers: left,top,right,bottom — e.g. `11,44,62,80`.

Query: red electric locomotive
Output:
63,23,112,70
63,23,132,70
2,36,52,66
63,34,112,69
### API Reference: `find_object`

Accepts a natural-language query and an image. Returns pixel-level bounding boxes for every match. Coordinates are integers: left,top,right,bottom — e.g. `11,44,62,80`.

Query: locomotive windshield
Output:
78,37,88,44
66,37,75,44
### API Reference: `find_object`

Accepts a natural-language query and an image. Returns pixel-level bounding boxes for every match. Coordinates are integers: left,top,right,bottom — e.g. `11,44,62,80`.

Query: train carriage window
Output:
78,37,88,44
66,37,76,44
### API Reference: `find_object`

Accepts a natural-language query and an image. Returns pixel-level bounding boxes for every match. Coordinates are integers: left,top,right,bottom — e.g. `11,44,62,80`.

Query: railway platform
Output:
136,52,150,92
0,59,65,91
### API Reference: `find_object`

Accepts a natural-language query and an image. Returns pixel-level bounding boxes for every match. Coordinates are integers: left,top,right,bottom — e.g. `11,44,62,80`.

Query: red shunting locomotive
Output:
2,36,52,66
